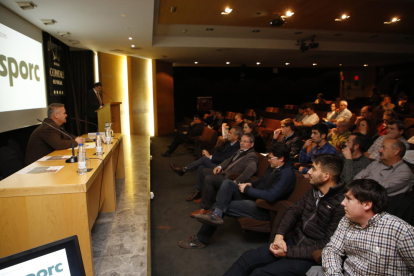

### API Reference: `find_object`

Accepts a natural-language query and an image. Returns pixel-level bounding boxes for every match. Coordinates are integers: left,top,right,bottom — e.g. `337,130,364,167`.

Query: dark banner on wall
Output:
46,40,66,96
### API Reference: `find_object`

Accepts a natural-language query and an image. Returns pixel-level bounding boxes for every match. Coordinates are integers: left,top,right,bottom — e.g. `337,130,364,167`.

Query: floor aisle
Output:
150,135,269,276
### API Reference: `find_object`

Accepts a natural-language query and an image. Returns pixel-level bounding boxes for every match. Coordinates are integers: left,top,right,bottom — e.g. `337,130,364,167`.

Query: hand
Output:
342,146,352,159
299,166,304,173
213,167,222,174
331,128,338,135
238,183,251,193
202,150,211,158
273,129,282,139
269,243,287,258
190,122,195,126
303,139,313,149
294,121,302,127
75,137,85,144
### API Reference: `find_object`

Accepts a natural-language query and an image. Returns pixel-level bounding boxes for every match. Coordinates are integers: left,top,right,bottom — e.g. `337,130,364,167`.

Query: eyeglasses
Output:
268,156,278,160
281,125,288,128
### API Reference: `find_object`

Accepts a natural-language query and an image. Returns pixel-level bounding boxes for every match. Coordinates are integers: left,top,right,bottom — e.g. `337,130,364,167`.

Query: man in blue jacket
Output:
178,143,296,249
171,126,243,201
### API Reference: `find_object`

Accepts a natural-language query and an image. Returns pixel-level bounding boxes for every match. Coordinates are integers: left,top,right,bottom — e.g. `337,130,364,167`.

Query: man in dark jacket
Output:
223,154,345,275
162,115,205,157
178,143,296,249
170,126,243,202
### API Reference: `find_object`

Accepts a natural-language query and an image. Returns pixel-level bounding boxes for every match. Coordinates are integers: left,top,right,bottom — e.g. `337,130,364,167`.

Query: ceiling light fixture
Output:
270,14,285,26
206,28,214,31
16,1,37,10
226,62,230,65
364,64,369,67
384,17,401,24
194,61,198,64
58,32,70,36
285,11,294,17
313,63,317,66
41,19,57,25
131,45,135,48
298,35,319,51
128,37,132,40
221,7,233,15
252,30,261,33
335,14,350,21
121,14,126,17
339,64,343,66
69,40,79,45
256,62,261,65
285,63,290,66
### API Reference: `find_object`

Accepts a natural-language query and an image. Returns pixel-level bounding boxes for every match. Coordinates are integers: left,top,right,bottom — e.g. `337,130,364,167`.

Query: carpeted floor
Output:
150,135,269,276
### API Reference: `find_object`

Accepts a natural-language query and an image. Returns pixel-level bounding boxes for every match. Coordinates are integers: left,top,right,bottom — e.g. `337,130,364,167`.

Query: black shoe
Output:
162,152,170,157
171,164,186,176
195,213,224,226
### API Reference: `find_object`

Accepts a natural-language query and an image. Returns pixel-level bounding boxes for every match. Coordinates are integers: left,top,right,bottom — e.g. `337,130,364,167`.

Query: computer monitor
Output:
0,235,85,276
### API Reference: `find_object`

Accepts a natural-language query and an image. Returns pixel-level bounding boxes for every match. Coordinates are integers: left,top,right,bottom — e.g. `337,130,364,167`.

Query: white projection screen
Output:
0,5,47,133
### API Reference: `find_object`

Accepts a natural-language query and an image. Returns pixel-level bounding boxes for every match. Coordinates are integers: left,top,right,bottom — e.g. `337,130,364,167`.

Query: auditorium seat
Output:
0,146,24,180
236,172,311,241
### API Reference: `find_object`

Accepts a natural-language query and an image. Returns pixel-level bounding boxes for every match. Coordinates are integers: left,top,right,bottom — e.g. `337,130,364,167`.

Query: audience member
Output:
209,110,225,131
328,118,351,151
355,118,379,147
367,120,409,160
369,87,382,106
298,123,338,174
322,103,336,121
162,115,204,157
272,118,303,162
25,103,85,165
294,105,319,127
350,106,373,132
191,133,258,217
339,133,371,184
314,93,326,104
395,94,411,115
377,109,397,136
170,126,243,201
293,104,307,123
355,139,413,196
376,95,395,111
243,122,266,153
326,100,352,128
178,144,295,249
203,109,215,125
234,113,245,128
323,179,414,275
223,154,345,276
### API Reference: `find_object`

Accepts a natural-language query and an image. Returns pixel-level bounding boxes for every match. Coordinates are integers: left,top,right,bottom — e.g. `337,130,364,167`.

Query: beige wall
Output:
128,57,152,135
154,60,175,136
98,53,130,134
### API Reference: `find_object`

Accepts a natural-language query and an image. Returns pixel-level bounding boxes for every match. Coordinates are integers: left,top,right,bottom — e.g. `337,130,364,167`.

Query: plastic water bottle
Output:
105,126,111,144
77,143,87,175
96,133,103,156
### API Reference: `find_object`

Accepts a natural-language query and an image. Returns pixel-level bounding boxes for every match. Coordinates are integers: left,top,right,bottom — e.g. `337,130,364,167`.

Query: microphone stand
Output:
102,91,115,103
37,119,78,163
71,117,98,130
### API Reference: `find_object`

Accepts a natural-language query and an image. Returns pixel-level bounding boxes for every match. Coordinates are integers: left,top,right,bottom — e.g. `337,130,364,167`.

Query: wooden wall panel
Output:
155,60,174,136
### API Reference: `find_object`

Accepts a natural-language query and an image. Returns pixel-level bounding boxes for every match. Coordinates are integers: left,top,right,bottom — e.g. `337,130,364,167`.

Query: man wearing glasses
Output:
272,118,303,162
178,143,295,249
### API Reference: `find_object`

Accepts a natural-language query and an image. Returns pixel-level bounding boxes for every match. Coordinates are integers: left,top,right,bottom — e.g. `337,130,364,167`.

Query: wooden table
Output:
0,134,124,276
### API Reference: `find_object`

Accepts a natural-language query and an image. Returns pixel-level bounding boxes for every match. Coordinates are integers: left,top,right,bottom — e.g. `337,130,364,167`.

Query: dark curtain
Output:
67,50,95,135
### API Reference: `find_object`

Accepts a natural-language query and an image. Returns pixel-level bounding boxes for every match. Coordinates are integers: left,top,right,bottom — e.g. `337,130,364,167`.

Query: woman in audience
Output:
355,118,378,147
243,122,266,153
322,103,336,122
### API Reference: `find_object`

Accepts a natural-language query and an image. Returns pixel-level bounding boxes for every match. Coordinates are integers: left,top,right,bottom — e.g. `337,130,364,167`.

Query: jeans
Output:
186,156,217,190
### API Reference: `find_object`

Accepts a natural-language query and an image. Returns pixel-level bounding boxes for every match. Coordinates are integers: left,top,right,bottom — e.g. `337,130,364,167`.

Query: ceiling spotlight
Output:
364,64,369,67
313,63,317,66
384,17,400,24
270,14,285,26
206,28,214,31
285,10,294,17
226,62,230,65
335,14,350,21
339,64,343,66
252,30,261,33
256,62,261,65
41,19,57,25
285,63,290,66
58,32,70,36
128,37,132,40
121,14,126,17
16,1,37,10
131,45,135,48
194,61,198,64
221,7,233,15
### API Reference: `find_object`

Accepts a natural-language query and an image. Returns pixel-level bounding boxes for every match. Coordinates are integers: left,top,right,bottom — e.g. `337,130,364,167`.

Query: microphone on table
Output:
37,119,78,163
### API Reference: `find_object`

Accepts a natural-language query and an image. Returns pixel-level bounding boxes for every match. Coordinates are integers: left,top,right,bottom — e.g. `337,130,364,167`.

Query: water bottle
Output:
77,143,87,175
105,126,111,144
96,133,103,156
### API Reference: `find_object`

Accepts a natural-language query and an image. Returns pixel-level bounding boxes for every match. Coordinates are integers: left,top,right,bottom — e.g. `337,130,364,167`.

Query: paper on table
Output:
70,143,96,150
17,166,64,174
38,155,72,161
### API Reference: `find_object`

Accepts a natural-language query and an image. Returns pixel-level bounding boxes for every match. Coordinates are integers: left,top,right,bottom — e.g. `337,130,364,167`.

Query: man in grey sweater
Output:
340,133,371,184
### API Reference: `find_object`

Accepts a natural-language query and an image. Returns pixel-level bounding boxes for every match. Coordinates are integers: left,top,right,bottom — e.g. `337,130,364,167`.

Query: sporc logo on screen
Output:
0,23,46,113
0,55,41,86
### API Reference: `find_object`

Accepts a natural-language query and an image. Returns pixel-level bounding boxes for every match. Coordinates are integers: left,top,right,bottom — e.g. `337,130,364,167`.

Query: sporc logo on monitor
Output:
0,55,41,86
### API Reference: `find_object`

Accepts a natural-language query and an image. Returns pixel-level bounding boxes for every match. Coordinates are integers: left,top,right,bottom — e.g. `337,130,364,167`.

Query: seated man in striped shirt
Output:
323,179,414,275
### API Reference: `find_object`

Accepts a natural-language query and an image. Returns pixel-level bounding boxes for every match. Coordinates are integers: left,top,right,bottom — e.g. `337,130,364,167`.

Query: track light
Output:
300,42,309,52
270,14,285,26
